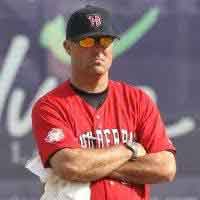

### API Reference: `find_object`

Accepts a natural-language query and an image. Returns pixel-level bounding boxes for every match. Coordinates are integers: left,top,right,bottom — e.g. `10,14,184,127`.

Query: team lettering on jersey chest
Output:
79,128,137,148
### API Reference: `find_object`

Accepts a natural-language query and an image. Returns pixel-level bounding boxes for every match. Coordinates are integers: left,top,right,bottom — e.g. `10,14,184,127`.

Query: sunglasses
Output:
74,36,114,48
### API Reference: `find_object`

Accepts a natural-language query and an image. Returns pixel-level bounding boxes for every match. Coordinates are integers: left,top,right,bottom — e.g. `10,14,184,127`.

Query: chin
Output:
93,65,108,74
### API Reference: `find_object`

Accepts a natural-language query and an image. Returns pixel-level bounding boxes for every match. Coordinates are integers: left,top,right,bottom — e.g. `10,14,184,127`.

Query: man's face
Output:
64,37,113,77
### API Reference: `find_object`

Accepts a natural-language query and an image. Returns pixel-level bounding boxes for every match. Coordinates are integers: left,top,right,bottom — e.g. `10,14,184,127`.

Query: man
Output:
32,5,176,200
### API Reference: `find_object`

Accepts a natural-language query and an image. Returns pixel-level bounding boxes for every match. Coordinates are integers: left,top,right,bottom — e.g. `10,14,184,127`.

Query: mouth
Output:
90,56,102,62
94,56,103,60
89,60,104,68
93,59,104,65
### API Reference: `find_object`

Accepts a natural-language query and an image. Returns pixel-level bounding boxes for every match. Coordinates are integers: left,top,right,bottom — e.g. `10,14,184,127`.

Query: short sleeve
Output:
32,98,79,167
136,90,176,154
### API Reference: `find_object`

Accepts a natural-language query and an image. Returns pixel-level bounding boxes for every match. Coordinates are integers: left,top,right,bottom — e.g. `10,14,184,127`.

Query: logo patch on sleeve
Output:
45,128,64,144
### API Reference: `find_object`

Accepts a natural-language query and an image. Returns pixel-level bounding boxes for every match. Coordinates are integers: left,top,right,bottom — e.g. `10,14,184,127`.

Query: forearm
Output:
108,151,176,185
51,144,132,182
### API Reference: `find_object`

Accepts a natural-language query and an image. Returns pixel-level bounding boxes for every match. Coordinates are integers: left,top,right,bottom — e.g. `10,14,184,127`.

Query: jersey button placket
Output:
93,112,102,129
93,110,104,149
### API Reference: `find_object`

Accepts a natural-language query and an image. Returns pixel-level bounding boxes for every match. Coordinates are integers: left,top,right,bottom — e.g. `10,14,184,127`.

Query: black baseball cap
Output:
66,5,120,40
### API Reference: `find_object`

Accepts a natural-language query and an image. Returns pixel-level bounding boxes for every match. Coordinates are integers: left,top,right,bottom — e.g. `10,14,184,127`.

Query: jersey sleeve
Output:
32,98,79,167
136,90,176,154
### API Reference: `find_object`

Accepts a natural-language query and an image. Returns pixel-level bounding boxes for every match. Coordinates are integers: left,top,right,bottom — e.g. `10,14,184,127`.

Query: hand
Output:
135,142,146,157
125,141,147,160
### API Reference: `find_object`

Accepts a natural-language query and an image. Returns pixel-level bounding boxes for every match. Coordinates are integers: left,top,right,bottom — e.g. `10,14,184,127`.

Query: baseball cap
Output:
66,5,120,40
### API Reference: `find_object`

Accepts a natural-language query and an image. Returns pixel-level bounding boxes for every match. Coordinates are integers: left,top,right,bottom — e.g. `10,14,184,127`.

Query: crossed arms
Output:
50,144,176,185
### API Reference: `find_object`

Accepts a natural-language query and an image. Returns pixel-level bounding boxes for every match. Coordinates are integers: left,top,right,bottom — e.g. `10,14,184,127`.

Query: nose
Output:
93,42,104,52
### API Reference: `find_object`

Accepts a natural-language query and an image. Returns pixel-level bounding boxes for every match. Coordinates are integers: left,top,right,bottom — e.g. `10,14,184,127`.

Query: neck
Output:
70,72,109,93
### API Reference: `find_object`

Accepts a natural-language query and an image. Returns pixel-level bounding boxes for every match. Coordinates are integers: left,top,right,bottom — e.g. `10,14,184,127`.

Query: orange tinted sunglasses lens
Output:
79,38,95,47
79,37,114,48
100,37,113,48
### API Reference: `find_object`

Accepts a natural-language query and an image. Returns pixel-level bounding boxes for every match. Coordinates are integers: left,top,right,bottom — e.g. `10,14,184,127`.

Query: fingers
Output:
135,143,146,157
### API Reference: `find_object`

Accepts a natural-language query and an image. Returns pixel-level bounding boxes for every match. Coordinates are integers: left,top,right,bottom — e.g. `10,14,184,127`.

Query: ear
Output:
63,40,71,55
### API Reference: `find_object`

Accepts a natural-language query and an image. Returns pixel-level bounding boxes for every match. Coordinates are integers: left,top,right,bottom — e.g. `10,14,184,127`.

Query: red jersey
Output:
32,80,176,200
